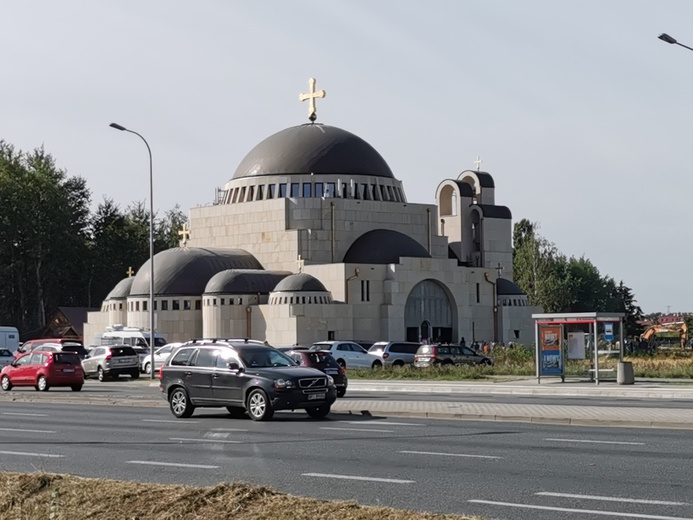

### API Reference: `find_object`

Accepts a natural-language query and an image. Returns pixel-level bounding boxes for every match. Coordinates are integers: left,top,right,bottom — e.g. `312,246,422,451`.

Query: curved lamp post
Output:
109,123,156,379
658,33,693,52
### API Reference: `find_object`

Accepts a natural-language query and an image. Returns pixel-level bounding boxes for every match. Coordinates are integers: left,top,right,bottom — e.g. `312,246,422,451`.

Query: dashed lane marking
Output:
545,438,645,446
170,437,240,444
400,450,501,459
302,473,414,484
0,427,55,434
0,450,63,458
1,412,48,417
536,492,689,506
320,427,394,433
342,421,423,426
142,419,199,424
127,460,219,469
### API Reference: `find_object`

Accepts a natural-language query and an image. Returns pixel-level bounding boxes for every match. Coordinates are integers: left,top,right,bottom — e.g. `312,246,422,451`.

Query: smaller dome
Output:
497,278,526,296
205,270,291,295
343,229,430,264
105,277,134,300
273,273,328,293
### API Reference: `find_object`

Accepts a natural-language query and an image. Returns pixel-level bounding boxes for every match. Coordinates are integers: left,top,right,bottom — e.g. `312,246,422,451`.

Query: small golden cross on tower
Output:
178,223,191,247
299,77,326,123
495,262,504,278
296,255,305,273
126,266,135,277
474,156,483,172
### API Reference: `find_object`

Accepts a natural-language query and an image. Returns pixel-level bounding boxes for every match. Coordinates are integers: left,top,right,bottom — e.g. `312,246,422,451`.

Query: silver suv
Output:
82,345,140,381
368,341,421,368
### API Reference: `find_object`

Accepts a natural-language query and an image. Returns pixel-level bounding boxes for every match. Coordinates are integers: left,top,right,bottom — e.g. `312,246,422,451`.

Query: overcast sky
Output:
1,1,690,314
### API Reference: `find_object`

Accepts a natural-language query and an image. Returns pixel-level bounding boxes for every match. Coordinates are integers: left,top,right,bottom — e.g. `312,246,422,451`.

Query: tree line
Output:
0,142,186,336
513,219,643,336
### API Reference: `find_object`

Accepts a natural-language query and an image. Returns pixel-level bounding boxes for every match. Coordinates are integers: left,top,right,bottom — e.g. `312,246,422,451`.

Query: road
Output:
1,397,692,520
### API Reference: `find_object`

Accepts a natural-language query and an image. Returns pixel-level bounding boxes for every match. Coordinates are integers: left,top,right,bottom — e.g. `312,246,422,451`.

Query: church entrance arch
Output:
405,280,455,343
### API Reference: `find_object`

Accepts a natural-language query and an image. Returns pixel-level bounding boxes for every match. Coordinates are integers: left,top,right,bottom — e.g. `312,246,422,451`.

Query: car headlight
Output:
327,375,334,385
274,378,295,389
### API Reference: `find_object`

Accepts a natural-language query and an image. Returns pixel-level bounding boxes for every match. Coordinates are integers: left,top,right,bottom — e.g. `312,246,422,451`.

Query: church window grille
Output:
284,297,288,304
476,283,480,303
220,298,225,306
229,298,234,305
119,303,123,310
315,183,324,198
143,301,148,312
195,300,201,310
451,193,458,216
291,183,300,197
184,300,191,310
290,297,294,304
231,189,238,203
361,184,370,200
161,300,168,311
248,186,255,201
372,185,380,200
308,297,312,304
279,183,287,197
239,187,246,202
341,183,348,198
173,300,180,310
326,182,336,198
303,183,312,197
398,187,405,201
392,187,400,202
268,184,276,199
257,185,264,200
386,186,394,201
239,297,243,304
380,185,388,200
302,296,306,304
361,280,370,302
212,298,216,306
153,301,157,311
354,184,361,199
328,331,335,340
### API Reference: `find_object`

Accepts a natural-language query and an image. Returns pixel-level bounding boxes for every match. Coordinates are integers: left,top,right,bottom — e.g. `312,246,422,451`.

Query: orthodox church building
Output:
84,79,539,347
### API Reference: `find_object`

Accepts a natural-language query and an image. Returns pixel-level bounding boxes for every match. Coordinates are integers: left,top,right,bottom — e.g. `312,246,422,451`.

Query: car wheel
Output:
169,387,195,418
393,360,405,368
226,406,247,419
97,366,106,382
481,358,493,366
442,360,453,366
306,405,331,419
1,375,12,391
37,376,49,392
144,362,151,375
130,370,140,380
71,385,82,392
336,388,346,398
371,360,382,369
246,389,274,421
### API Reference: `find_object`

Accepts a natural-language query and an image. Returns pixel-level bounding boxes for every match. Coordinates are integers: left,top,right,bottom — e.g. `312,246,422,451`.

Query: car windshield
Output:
111,347,136,357
307,352,339,368
238,347,296,368
309,343,331,351
53,353,81,365
369,343,387,352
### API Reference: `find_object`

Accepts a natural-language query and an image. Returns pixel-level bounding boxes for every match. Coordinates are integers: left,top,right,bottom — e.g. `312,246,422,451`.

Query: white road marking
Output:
127,460,219,469
0,450,63,458
210,428,248,432
400,450,501,459
536,492,689,506
302,473,414,484
0,427,55,434
342,421,422,426
1,412,48,417
170,437,240,444
545,438,645,446
320,427,394,433
142,419,199,424
468,499,693,520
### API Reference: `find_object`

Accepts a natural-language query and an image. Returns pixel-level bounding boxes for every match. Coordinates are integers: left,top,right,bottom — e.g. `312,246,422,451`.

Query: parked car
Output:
285,349,348,397
160,340,337,421
141,343,180,374
1,350,84,391
0,349,15,368
414,344,494,367
368,341,421,368
81,345,140,381
309,341,379,369
15,338,85,358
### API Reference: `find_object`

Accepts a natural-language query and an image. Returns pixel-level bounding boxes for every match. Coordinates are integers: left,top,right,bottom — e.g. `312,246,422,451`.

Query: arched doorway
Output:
405,280,455,343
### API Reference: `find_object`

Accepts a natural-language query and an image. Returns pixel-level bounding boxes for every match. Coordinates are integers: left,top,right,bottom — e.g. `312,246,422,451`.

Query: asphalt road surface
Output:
0,399,691,520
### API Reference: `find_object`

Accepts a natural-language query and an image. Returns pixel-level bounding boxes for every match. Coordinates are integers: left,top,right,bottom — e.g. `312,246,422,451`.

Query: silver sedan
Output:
141,343,180,374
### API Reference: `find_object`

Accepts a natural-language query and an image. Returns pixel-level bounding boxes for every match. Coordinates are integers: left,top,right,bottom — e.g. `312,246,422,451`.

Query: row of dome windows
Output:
225,181,405,204
102,294,334,312
499,298,529,307
268,295,333,305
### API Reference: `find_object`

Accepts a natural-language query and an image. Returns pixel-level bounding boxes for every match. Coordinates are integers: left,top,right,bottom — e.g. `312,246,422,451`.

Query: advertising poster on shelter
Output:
568,332,586,360
540,325,563,375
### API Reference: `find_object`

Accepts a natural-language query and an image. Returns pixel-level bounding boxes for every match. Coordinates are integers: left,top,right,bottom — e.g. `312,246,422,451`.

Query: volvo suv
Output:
160,340,337,421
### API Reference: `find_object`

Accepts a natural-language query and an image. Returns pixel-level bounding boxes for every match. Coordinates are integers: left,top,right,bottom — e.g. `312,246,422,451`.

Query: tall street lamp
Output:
109,123,156,379
658,33,693,52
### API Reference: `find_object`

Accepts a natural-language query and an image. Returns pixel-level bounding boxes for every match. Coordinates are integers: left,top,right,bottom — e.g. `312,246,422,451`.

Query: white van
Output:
0,327,20,352
100,326,168,349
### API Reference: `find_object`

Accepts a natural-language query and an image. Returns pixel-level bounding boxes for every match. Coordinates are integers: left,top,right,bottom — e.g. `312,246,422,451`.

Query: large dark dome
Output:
232,124,394,180
130,247,263,297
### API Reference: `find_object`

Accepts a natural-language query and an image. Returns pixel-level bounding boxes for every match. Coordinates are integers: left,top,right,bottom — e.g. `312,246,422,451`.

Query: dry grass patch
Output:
0,472,482,520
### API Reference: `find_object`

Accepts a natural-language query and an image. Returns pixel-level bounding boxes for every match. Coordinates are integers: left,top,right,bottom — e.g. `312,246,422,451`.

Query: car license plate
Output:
308,393,325,400
324,369,338,375
63,368,75,373
119,359,130,364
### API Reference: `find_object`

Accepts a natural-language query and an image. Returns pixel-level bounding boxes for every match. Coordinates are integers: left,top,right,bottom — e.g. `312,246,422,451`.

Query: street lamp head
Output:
659,33,678,44
109,122,127,131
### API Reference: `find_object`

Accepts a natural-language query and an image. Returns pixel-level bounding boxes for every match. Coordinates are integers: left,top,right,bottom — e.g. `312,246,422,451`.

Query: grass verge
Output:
0,472,482,520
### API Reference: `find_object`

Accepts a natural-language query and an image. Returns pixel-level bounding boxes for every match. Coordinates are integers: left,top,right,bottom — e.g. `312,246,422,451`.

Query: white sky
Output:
1,1,690,314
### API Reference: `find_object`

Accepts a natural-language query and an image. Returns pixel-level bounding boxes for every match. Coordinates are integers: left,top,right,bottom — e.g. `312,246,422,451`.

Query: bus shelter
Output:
532,312,626,385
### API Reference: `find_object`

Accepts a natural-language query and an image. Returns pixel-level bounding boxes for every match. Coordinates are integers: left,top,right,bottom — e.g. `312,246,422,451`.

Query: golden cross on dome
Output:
299,77,326,122
126,266,135,277
474,156,483,171
178,223,191,246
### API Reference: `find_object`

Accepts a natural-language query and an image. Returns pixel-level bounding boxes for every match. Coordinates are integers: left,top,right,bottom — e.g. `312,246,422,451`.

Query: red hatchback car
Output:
1,350,84,392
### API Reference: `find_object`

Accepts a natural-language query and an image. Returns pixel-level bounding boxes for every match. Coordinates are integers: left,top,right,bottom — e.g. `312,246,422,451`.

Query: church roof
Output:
453,181,475,197
105,277,134,300
204,270,291,295
343,229,431,264
130,247,263,297
232,124,394,180
477,204,512,219
273,273,328,293
497,278,526,296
